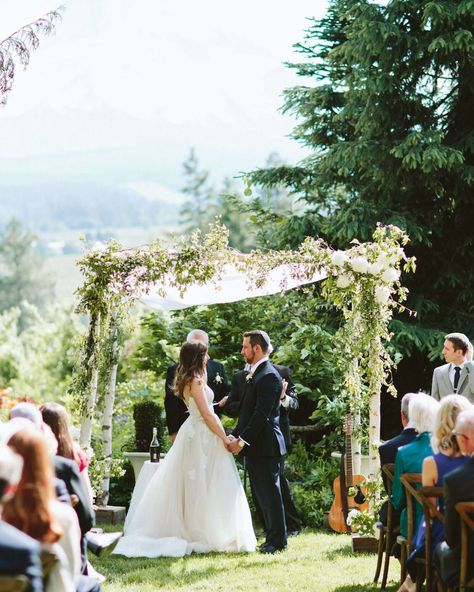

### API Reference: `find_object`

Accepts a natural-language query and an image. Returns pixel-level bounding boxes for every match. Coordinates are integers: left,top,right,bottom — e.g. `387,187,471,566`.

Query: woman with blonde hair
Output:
402,395,472,592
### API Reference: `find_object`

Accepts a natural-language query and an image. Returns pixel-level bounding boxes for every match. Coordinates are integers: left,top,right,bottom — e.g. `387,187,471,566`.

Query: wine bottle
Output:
149,427,160,463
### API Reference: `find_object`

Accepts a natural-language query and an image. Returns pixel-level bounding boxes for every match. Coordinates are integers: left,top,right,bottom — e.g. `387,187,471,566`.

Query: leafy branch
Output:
0,5,64,105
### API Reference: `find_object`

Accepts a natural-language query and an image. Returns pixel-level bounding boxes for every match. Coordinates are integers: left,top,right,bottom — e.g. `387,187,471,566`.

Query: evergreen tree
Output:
0,219,53,327
179,148,215,234
250,0,474,376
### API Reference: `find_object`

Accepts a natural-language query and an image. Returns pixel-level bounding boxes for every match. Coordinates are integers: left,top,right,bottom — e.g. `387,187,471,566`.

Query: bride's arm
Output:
190,378,228,443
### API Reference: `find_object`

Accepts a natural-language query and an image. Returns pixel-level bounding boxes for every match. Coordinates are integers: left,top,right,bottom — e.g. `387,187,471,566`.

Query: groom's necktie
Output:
453,366,461,392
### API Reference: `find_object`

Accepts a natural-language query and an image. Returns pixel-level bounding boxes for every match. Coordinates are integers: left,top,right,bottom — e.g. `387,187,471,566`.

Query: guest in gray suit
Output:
431,333,474,402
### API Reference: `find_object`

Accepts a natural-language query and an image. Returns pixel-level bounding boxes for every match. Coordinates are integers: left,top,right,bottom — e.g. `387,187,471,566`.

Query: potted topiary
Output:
124,400,165,481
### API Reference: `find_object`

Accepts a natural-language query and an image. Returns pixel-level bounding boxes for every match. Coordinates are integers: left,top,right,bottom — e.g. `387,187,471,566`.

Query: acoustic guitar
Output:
328,414,369,533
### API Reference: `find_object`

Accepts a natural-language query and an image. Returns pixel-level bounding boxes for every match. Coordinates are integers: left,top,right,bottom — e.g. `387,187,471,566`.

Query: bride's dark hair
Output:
173,340,208,400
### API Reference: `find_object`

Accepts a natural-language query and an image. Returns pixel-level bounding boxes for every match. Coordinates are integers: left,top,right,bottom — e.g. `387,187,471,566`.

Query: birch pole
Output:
80,311,101,453
367,340,382,481
98,311,119,507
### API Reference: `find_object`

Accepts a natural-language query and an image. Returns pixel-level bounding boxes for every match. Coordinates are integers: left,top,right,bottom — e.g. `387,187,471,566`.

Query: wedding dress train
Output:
114,386,256,557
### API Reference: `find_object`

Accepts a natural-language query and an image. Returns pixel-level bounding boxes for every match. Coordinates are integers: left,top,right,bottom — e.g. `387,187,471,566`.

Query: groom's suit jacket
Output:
431,361,474,402
224,364,298,448
164,359,229,435
231,360,286,458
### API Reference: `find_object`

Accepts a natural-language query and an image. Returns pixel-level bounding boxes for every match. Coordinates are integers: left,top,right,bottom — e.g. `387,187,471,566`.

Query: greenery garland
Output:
74,222,415,466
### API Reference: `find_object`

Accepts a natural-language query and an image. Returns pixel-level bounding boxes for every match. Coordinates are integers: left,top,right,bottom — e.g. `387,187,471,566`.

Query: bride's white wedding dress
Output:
114,384,256,557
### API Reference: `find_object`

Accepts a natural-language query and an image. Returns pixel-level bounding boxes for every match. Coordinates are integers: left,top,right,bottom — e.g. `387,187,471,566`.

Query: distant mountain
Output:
0,181,184,231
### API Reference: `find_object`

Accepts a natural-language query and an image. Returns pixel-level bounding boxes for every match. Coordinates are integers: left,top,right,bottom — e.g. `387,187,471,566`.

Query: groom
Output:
227,330,287,553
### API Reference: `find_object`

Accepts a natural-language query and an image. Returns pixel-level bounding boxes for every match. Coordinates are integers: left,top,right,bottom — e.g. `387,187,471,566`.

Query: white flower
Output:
346,509,360,526
367,262,383,275
375,285,391,304
350,256,370,274
381,268,400,283
336,274,352,289
375,252,390,268
331,250,347,267
214,373,222,384
245,372,254,382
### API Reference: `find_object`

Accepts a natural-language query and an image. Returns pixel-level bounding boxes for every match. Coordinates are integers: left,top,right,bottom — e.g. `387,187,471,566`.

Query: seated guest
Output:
9,403,72,505
379,392,419,525
4,428,101,592
0,443,43,592
40,403,94,505
401,395,471,592
391,393,439,540
434,409,474,590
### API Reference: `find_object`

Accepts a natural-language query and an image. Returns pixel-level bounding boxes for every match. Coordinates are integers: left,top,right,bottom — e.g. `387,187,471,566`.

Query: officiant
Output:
164,329,230,442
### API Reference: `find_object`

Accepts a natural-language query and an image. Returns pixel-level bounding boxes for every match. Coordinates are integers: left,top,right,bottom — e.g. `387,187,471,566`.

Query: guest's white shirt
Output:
43,500,81,592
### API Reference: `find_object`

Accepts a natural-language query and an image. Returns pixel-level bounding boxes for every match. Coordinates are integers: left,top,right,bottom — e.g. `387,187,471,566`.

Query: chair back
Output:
399,473,423,546
455,501,474,592
40,549,59,584
414,485,445,592
382,464,396,532
0,576,28,592
382,463,395,496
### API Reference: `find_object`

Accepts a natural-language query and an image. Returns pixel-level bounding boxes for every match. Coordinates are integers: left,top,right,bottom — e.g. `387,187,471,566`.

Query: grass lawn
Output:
93,529,401,592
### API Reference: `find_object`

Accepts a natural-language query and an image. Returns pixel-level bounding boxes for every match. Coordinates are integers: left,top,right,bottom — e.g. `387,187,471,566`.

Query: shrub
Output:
132,399,165,452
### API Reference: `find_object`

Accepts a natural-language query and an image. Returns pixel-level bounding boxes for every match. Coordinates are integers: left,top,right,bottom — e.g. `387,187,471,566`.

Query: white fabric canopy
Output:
141,264,326,311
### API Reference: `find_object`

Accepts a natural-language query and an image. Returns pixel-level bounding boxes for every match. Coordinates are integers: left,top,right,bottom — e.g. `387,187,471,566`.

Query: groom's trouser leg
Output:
246,455,286,548
280,462,302,532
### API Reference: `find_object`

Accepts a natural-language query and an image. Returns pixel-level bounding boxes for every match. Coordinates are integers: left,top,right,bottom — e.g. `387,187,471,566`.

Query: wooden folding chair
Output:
412,485,444,592
40,549,59,587
374,463,399,589
0,576,28,592
398,473,422,585
455,501,474,592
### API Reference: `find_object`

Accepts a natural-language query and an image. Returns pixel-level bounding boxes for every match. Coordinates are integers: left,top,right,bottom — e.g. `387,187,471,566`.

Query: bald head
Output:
454,409,474,455
186,329,209,346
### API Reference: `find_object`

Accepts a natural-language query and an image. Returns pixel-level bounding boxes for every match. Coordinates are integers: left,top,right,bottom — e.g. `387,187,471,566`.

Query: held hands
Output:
224,434,241,455
218,395,229,408
280,378,288,401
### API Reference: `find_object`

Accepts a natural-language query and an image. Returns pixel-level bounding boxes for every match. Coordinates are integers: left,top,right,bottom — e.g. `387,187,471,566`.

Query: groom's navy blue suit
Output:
231,360,287,550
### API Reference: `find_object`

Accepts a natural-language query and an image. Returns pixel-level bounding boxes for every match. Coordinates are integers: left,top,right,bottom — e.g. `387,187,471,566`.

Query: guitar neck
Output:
345,421,354,487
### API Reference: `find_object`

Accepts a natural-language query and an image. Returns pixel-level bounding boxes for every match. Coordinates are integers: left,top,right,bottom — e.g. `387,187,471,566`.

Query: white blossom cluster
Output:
330,245,405,305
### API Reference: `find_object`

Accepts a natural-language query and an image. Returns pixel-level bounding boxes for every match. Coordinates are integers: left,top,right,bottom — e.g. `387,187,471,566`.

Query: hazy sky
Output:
0,1,327,192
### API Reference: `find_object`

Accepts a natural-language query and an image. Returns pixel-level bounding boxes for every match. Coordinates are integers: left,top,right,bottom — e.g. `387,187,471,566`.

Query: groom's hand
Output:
225,435,236,451
227,437,242,455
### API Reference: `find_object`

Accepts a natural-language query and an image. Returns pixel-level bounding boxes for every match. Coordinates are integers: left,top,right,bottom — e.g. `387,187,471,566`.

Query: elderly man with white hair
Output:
164,329,229,442
391,393,440,540
0,442,44,591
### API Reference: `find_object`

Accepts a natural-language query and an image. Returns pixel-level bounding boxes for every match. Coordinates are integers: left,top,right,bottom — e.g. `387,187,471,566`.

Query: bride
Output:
114,339,256,557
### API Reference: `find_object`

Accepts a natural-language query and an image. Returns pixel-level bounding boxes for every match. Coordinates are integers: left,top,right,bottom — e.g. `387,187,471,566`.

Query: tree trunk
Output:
98,312,119,507
368,389,380,481
80,311,101,452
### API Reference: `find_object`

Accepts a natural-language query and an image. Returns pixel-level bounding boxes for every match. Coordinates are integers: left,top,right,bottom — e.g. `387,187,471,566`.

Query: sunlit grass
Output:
93,529,400,592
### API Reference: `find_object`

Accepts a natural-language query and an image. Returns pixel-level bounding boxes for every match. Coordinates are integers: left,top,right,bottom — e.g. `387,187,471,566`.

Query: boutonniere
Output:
215,373,223,384
245,372,254,382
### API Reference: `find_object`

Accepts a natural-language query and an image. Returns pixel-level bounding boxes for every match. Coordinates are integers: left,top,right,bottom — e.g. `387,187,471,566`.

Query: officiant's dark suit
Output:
224,364,302,533
165,359,229,438
434,456,474,588
231,359,287,551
